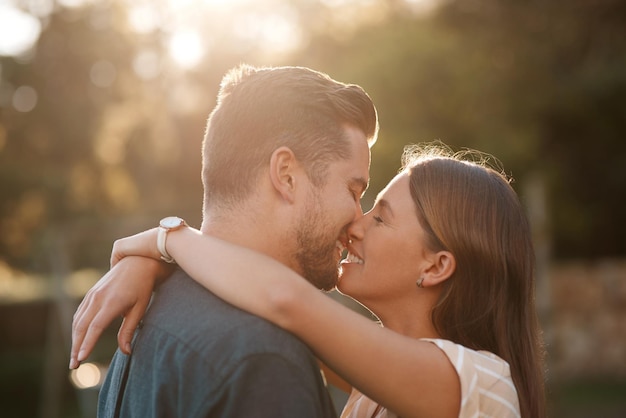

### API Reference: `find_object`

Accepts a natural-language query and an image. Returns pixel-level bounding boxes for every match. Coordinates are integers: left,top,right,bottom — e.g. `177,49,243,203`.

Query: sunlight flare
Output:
168,30,206,69
0,5,41,57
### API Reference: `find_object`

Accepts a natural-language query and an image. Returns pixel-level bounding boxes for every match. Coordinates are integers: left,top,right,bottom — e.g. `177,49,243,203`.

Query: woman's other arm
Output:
70,256,173,368
72,226,460,417
133,227,461,417
167,228,460,418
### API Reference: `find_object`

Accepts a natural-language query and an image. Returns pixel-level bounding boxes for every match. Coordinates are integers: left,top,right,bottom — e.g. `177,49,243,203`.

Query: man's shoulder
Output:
141,269,314,362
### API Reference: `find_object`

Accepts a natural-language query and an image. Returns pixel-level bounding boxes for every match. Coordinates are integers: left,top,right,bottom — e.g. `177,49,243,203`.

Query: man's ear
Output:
269,146,300,204
422,250,456,287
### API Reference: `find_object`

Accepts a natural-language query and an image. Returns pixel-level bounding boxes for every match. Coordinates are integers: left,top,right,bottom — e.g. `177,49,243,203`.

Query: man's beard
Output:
293,199,341,291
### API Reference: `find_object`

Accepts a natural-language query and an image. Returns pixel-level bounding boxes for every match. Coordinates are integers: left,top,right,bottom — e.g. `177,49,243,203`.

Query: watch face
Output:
161,216,182,228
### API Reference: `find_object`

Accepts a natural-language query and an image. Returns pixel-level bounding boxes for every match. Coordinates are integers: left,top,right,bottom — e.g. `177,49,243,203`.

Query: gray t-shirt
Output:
98,269,337,418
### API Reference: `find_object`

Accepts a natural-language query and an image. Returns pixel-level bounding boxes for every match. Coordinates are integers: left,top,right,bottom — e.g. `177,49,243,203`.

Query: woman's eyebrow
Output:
377,199,395,219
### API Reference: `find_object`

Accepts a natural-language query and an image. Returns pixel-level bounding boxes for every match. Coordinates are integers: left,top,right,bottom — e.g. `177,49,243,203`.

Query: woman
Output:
72,144,546,418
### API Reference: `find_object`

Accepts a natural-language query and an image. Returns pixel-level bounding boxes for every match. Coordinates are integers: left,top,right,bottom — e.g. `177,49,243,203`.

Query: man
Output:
72,65,378,417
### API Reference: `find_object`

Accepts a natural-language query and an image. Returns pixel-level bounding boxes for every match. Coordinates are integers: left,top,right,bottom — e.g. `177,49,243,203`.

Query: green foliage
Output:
295,0,626,258
1,0,625,272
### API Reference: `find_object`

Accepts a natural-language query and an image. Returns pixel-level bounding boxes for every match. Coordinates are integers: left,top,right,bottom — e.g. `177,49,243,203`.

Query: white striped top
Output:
341,338,520,418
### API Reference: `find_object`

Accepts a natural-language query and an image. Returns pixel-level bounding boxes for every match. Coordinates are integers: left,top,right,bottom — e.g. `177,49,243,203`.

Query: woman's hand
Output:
70,256,173,369
110,228,161,268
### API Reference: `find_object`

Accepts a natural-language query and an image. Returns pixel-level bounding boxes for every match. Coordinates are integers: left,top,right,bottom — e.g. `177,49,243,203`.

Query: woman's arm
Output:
168,228,460,418
70,256,174,368
319,360,351,394
73,226,460,417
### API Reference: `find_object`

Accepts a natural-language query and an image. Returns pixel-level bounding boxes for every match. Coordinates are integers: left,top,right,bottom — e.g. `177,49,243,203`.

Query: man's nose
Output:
353,202,364,219
347,212,367,242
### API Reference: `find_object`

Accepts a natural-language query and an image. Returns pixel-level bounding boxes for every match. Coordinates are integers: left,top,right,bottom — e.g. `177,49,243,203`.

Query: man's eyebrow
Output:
350,177,369,197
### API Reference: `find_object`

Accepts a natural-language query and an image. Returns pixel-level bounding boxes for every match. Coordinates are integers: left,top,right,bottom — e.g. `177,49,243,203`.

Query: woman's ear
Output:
269,146,299,203
422,250,456,287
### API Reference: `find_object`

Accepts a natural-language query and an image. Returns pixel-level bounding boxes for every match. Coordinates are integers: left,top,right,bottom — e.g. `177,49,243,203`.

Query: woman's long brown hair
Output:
403,144,546,418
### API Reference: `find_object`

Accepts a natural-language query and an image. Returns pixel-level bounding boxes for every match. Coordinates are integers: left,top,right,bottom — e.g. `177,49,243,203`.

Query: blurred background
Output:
1,0,625,417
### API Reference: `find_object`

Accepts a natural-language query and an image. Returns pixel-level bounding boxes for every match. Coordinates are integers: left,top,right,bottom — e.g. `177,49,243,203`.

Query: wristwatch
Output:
157,216,187,263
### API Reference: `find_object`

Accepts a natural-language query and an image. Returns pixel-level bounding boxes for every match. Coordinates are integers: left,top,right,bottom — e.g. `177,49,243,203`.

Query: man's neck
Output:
200,210,292,269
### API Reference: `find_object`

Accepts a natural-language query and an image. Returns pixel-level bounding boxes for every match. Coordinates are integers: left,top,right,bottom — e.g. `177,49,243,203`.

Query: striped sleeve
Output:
421,339,521,418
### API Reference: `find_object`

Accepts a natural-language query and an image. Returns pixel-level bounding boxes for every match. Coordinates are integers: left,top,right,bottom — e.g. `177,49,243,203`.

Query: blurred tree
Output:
1,0,625,274
0,6,115,270
3,2,626,417
0,3,210,271
292,0,626,259
435,0,626,259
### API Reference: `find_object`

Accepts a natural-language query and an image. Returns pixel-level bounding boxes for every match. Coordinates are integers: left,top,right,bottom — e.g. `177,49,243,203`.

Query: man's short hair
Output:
202,65,378,210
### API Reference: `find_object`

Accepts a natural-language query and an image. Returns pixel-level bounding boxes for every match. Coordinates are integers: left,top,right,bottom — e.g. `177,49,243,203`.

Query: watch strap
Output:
157,226,176,263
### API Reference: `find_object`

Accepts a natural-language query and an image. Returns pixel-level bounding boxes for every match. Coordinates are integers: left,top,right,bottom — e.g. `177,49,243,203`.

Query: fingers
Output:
75,311,113,365
69,258,158,369
117,303,148,355
70,289,118,369
72,318,105,367
70,265,126,369
70,296,94,369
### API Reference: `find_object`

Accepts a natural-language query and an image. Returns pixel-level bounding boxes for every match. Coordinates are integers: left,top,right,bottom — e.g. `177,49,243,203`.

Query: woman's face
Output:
337,171,434,313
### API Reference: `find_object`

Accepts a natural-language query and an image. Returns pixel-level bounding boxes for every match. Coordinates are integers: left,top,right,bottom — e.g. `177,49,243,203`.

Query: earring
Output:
416,277,424,288
348,239,353,244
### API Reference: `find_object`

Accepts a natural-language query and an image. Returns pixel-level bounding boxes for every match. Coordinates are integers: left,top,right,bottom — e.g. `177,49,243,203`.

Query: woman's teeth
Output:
344,252,364,265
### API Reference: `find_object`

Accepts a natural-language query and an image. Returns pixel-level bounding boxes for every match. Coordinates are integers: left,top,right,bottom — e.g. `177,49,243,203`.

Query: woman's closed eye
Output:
373,215,384,224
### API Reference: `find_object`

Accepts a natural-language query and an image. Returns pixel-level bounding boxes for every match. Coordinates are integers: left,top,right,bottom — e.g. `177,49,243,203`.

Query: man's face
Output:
293,125,371,290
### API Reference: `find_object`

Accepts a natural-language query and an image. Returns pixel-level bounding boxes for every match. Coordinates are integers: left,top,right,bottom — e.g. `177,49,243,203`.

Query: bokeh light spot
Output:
12,86,38,112
0,5,42,57
90,60,117,88
57,0,93,9
127,5,161,33
133,49,162,80
28,0,55,18
69,363,102,389
168,30,205,69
